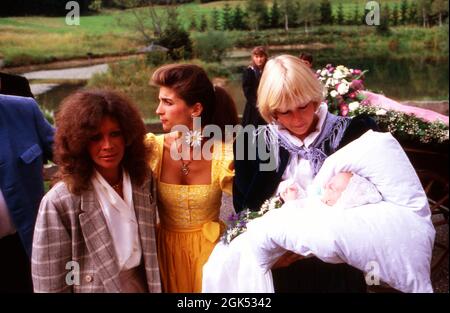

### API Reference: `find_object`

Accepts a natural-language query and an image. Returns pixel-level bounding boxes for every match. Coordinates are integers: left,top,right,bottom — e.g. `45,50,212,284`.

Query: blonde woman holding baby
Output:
233,55,379,292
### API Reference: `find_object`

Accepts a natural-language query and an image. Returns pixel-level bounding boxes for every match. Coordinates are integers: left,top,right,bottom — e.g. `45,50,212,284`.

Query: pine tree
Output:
320,0,333,25
211,8,220,30
409,2,419,25
377,4,391,35
222,3,233,30
400,0,409,25
200,14,208,32
336,2,345,25
392,4,399,26
352,4,360,25
189,15,198,31
261,3,271,29
232,5,246,30
270,0,281,28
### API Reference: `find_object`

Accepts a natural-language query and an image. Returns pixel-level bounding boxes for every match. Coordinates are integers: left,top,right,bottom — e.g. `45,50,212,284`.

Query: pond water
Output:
37,54,448,121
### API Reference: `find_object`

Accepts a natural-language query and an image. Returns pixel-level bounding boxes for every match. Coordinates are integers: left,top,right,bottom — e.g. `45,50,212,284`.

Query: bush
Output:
145,51,168,67
193,31,233,63
192,60,232,78
157,25,193,61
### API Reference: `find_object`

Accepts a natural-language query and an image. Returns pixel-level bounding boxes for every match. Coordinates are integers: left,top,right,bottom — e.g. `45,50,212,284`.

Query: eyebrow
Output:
159,96,173,102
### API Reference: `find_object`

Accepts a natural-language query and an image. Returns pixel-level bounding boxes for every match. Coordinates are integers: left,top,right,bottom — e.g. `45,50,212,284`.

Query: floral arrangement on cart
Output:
317,64,449,145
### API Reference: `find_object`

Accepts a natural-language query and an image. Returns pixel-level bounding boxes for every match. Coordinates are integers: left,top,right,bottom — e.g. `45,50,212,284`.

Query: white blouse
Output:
91,170,142,271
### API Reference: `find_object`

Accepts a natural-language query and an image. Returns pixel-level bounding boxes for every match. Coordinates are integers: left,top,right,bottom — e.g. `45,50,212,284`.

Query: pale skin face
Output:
322,172,353,206
252,54,267,69
155,86,203,132
88,116,125,184
155,86,210,186
274,101,319,141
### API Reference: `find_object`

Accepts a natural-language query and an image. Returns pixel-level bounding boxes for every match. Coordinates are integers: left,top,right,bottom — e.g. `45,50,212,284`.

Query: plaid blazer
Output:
31,179,161,293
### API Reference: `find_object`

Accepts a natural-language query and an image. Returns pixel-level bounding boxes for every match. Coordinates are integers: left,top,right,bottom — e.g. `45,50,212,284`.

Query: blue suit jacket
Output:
0,95,54,257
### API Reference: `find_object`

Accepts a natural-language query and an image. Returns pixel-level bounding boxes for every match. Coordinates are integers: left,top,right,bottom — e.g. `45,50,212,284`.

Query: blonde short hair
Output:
257,55,324,122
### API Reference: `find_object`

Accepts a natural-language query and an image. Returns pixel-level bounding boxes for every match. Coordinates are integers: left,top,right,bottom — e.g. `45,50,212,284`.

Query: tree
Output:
320,0,333,25
246,0,269,31
417,0,432,27
431,0,449,27
194,31,232,63
280,0,296,31
297,0,320,33
211,8,220,30
222,3,234,30
336,2,345,25
377,4,391,35
200,14,208,32
352,4,360,25
232,5,246,30
157,8,193,60
270,0,282,28
400,0,409,25
189,15,198,31
392,4,400,26
409,1,419,25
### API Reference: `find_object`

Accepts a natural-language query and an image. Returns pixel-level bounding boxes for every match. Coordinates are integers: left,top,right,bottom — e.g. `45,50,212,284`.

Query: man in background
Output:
0,74,54,292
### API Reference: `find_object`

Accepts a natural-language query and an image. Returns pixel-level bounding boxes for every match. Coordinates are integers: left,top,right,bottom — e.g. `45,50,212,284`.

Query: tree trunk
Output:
439,12,442,27
284,13,289,32
422,8,427,28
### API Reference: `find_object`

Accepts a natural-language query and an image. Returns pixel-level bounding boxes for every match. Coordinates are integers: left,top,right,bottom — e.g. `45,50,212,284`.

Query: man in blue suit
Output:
0,94,54,292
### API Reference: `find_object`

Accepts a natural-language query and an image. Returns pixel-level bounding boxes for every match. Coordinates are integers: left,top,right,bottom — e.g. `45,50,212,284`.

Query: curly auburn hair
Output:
54,89,150,195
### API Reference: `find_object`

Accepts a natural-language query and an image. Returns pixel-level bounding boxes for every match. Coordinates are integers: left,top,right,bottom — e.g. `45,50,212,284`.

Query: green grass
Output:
0,0,445,66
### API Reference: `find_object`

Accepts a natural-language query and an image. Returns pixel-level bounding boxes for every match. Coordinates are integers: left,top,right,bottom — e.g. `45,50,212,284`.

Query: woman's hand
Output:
271,251,304,269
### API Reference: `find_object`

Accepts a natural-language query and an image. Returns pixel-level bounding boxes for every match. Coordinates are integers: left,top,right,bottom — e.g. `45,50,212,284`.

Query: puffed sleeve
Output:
217,142,234,196
144,132,162,177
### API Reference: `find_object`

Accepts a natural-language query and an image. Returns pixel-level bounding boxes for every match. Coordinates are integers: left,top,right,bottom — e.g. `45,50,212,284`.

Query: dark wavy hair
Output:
53,89,150,195
150,63,239,135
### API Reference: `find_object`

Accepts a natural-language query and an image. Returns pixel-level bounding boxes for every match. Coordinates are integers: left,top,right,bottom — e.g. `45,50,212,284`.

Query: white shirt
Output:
0,188,16,239
279,103,329,192
91,170,142,271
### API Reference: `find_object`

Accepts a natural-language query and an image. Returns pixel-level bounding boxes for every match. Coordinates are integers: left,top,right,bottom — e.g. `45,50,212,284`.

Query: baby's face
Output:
321,172,353,206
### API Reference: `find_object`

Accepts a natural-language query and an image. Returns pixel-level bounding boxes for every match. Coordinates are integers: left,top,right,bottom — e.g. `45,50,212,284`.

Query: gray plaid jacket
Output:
31,179,161,293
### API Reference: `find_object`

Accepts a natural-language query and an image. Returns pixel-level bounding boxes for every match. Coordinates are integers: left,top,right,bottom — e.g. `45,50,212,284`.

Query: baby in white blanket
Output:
279,172,383,209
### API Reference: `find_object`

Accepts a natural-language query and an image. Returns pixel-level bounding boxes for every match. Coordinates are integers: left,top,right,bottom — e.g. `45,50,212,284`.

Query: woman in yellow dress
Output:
146,64,239,292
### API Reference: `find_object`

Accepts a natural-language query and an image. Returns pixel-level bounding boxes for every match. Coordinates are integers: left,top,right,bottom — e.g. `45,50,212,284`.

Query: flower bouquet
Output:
222,196,283,244
317,64,449,144
317,64,368,116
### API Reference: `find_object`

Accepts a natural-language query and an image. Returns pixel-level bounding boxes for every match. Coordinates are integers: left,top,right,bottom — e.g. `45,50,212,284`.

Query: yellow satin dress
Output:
145,133,234,293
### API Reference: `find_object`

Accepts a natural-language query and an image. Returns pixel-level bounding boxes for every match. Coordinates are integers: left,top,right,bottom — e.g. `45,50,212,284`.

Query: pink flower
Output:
339,103,349,116
352,69,362,75
350,79,364,91
348,92,357,99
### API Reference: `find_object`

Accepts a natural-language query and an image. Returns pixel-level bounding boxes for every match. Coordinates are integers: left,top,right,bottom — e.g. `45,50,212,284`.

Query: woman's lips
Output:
100,155,117,161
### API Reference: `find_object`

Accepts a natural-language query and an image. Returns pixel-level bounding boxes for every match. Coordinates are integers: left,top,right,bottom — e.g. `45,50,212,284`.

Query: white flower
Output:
333,70,345,80
320,69,328,77
185,130,203,147
348,101,360,111
330,90,338,98
337,81,350,95
336,65,351,76
375,109,387,115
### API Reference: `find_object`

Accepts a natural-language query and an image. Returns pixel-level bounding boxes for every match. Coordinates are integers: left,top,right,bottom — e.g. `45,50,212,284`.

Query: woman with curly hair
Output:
31,90,161,293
